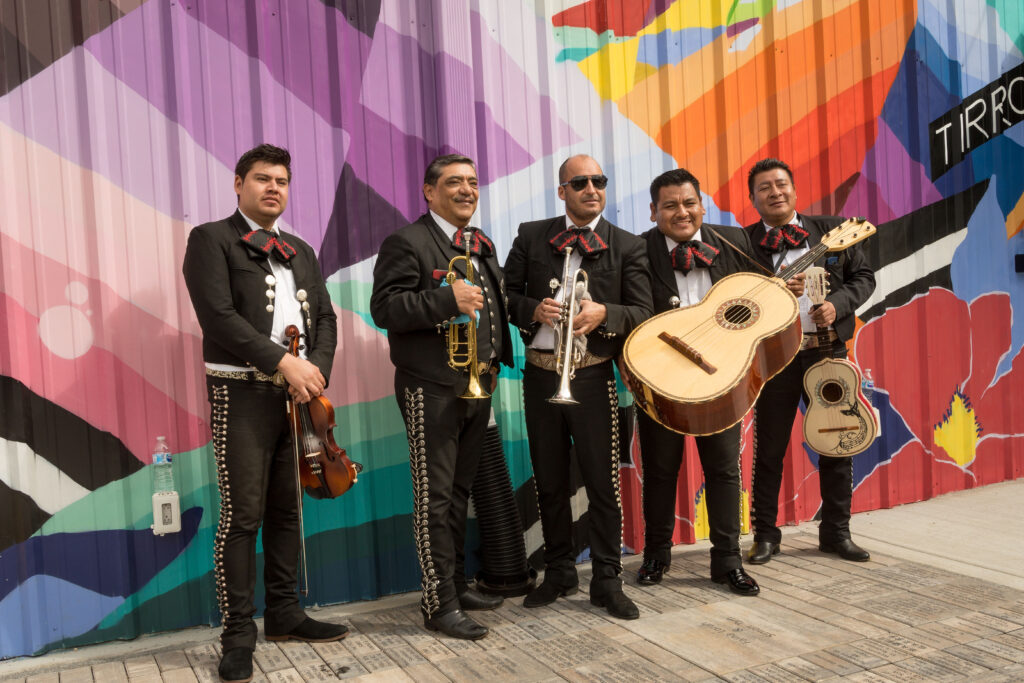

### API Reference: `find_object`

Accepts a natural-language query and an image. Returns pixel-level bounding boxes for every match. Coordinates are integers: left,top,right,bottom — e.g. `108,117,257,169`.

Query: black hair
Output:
747,158,793,195
235,144,292,181
649,168,701,206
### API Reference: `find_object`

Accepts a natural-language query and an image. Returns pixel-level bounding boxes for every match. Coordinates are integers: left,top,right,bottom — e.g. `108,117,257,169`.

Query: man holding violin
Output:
370,154,513,640
183,144,346,683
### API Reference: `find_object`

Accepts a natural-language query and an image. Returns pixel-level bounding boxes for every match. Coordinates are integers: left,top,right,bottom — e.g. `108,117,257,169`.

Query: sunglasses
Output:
560,174,608,191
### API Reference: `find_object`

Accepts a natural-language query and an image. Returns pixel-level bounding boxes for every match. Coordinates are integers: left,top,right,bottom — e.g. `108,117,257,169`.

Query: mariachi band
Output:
183,145,876,682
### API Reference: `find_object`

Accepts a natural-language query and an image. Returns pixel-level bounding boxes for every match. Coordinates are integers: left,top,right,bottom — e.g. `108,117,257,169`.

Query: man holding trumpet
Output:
370,154,513,639
504,154,651,620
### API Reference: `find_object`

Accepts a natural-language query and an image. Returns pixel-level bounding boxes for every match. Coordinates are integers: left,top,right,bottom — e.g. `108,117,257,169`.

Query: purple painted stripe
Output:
840,175,899,224
468,10,580,158
81,1,349,246
644,0,677,28
726,17,760,38
858,119,943,218
0,48,233,227
359,15,577,186
179,0,373,128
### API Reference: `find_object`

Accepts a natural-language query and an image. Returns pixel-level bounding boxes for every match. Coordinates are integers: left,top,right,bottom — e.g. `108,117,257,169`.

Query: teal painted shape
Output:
556,46,600,63
989,0,1024,55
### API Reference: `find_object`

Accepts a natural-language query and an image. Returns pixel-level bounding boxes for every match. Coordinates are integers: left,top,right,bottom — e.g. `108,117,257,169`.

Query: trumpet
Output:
548,246,590,405
445,231,489,399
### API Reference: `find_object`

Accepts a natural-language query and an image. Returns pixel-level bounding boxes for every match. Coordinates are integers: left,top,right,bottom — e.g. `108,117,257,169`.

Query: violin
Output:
284,325,361,499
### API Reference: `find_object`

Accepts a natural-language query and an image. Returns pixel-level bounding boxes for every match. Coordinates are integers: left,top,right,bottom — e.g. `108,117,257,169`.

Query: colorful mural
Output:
0,0,1021,659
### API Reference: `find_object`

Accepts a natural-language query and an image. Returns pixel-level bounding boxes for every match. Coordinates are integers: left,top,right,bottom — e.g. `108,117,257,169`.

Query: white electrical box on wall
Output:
152,491,182,535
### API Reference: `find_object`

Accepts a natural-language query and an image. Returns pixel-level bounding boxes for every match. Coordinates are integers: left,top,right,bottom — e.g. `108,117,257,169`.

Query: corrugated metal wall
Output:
0,0,1021,658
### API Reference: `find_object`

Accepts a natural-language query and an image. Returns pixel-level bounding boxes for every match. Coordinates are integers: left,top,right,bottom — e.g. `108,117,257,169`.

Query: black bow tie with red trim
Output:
550,227,608,257
670,240,719,274
760,223,809,253
451,227,494,257
241,229,297,263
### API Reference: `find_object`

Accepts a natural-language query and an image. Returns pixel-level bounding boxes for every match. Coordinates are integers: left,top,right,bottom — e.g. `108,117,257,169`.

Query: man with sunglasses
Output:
504,154,652,620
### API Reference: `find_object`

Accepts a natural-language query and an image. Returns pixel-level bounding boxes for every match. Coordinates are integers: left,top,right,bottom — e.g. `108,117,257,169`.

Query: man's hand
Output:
489,368,499,393
532,297,562,327
780,266,806,297
810,301,837,327
572,299,607,336
451,279,483,317
277,353,326,404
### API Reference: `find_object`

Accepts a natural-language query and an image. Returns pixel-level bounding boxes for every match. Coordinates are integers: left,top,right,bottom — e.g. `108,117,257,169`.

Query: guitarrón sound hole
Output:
723,304,751,324
821,381,844,403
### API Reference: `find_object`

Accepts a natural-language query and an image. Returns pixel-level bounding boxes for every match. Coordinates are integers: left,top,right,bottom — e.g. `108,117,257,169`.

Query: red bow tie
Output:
241,229,297,262
760,223,809,253
451,227,494,257
670,240,719,274
549,227,608,257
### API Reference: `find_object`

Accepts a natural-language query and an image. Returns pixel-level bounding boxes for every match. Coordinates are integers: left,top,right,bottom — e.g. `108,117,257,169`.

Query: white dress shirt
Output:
205,212,305,373
530,214,601,350
765,214,822,333
665,229,713,307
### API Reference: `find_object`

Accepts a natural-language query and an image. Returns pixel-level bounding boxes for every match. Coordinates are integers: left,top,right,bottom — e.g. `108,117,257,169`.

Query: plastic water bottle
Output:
861,368,875,404
152,436,174,492
151,436,181,535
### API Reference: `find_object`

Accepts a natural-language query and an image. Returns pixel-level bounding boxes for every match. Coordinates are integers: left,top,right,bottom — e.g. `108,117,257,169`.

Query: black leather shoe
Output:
590,589,639,620
713,568,760,596
423,609,488,640
746,541,780,564
523,580,578,608
458,587,504,611
218,647,253,683
265,617,349,643
819,538,871,562
637,558,668,586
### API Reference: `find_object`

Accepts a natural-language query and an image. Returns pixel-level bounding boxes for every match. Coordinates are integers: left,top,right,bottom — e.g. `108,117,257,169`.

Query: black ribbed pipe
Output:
470,423,535,596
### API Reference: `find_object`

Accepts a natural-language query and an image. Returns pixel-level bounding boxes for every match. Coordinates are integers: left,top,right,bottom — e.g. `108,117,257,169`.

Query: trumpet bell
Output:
547,391,579,406
460,369,491,400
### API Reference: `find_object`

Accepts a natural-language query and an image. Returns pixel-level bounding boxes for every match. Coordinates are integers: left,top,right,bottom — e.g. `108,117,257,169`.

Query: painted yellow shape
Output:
741,488,750,535
1006,189,1024,238
578,0,728,101
578,37,643,101
689,483,749,539
694,486,710,540
933,393,980,467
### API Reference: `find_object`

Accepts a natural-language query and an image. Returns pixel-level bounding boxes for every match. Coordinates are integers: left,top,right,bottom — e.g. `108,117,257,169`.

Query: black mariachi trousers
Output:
522,361,624,597
750,340,854,545
394,369,491,617
637,409,743,580
207,376,306,650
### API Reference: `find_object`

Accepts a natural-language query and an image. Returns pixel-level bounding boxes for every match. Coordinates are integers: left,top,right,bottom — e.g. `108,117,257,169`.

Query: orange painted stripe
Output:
711,65,901,226
652,0,915,205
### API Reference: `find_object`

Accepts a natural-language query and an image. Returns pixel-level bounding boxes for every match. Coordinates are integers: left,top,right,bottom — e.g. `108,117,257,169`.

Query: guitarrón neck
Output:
777,242,829,280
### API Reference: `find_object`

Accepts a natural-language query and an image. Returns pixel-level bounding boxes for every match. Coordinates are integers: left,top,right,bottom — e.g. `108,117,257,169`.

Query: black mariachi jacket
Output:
745,214,875,343
642,223,758,316
182,210,338,380
369,213,513,386
504,216,652,359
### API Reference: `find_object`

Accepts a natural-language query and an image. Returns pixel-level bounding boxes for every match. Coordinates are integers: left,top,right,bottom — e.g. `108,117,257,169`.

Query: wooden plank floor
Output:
8,530,1024,682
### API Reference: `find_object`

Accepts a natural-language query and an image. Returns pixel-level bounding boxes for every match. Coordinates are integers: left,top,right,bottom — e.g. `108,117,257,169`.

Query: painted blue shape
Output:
803,390,915,489
951,175,1024,381
0,507,202,603
0,574,125,658
880,25,962,172
636,27,726,68
967,136,1024,221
